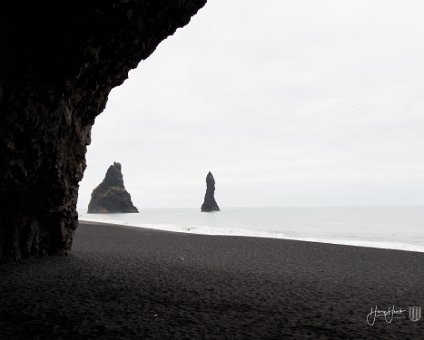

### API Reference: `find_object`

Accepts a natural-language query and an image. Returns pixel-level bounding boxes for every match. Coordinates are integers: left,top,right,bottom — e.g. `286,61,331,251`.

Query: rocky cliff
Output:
0,0,206,261
88,162,139,213
201,172,220,212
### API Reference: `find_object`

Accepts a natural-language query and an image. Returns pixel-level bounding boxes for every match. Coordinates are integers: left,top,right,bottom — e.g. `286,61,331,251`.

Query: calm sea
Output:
78,206,424,252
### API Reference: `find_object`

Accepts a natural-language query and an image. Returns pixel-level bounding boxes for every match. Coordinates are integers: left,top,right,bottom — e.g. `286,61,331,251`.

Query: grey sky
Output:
78,0,424,209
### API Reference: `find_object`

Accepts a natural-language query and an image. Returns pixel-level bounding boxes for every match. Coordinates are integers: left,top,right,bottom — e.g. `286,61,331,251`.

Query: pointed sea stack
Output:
201,172,220,212
88,162,139,213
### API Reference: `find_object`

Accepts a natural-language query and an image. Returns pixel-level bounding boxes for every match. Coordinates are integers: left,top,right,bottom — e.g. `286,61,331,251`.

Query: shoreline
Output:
1,221,423,338
79,218,424,254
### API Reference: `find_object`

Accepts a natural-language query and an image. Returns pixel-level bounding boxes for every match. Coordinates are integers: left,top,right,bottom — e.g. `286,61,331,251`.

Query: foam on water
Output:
79,206,424,253
81,217,289,239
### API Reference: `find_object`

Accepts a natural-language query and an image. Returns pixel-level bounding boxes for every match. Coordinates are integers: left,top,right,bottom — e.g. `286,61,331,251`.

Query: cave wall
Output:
0,0,206,261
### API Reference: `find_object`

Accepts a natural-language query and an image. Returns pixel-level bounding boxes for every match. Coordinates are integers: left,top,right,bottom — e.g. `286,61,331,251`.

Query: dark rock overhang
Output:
0,0,206,261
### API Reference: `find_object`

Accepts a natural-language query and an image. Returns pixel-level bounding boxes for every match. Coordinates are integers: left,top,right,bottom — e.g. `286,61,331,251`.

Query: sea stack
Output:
201,172,220,212
88,162,139,213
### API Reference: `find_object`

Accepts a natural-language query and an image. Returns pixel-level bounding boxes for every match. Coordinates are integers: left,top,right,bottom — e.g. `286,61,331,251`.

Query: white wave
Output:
80,216,289,239
79,216,424,253
290,237,424,253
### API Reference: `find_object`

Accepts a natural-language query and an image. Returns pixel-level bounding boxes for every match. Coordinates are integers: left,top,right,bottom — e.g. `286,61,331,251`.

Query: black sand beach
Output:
1,221,424,339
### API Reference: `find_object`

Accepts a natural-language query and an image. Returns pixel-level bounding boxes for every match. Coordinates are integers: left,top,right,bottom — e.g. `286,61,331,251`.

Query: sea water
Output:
78,206,424,253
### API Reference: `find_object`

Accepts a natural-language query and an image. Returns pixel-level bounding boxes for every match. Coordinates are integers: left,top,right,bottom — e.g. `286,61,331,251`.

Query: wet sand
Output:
0,221,423,339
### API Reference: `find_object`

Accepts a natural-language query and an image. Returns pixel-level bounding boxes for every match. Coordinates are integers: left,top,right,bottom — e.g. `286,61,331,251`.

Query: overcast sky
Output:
78,0,424,210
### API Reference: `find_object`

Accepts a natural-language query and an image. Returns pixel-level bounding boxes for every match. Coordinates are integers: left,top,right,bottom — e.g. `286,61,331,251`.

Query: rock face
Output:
88,162,138,214
201,172,220,212
0,1,206,261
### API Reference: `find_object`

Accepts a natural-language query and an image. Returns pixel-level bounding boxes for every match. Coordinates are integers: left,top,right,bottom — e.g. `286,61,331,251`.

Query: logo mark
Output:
409,307,422,322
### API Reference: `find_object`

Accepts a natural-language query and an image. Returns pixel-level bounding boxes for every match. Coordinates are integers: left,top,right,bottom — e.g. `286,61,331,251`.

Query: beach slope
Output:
0,221,423,339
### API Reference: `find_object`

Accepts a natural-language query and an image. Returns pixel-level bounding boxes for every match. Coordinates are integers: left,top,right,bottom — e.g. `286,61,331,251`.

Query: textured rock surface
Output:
201,172,220,212
0,0,206,261
88,162,138,213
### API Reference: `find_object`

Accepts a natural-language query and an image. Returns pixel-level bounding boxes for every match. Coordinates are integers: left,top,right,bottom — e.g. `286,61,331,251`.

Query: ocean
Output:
78,206,424,253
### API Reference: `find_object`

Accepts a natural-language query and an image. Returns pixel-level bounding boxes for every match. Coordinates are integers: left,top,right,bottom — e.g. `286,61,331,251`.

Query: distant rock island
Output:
87,162,139,213
201,172,220,212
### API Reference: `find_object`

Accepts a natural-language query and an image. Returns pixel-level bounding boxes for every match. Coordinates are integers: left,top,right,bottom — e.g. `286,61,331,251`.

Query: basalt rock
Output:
201,172,220,212
88,162,138,214
0,0,206,261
